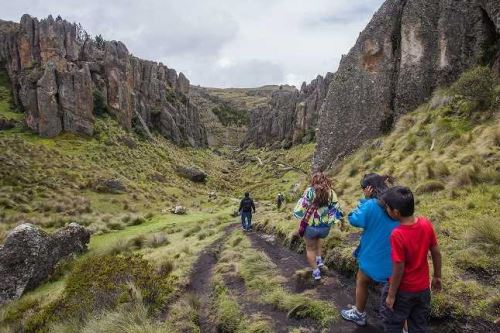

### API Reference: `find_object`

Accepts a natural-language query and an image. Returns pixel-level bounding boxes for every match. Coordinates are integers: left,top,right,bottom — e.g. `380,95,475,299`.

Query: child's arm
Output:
347,199,371,228
386,262,404,310
430,245,442,291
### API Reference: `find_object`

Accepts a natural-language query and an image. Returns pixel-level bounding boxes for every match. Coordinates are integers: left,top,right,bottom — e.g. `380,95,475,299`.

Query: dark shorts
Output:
304,225,330,239
381,284,431,333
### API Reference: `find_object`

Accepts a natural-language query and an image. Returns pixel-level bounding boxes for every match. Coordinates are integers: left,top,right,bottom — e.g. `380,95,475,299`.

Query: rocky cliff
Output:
313,0,499,171
0,15,207,146
245,73,333,148
190,85,289,146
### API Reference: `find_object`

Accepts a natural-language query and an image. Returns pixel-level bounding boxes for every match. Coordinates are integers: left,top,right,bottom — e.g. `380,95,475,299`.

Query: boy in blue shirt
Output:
341,174,398,326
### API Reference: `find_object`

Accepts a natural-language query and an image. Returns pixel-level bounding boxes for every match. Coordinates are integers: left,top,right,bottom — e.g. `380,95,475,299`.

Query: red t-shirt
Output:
390,217,438,292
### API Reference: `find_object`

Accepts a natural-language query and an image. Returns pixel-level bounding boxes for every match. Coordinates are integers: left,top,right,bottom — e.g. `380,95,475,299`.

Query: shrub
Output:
28,255,175,331
468,217,500,253
415,180,445,194
128,216,146,226
147,232,169,248
183,225,201,238
450,66,494,108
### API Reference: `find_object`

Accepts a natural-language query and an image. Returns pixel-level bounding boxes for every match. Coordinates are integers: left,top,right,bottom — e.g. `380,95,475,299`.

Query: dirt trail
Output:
185,224,237,333
246,231,384,333
221,262,319,332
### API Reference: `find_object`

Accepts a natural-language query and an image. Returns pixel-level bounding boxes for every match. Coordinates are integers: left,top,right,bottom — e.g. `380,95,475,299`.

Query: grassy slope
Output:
250,68,500,325
0,70,239,332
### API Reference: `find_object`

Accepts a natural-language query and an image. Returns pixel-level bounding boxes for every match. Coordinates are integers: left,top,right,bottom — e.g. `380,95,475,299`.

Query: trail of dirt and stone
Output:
245,231,385,333
182,222,385,333
184,224,237,333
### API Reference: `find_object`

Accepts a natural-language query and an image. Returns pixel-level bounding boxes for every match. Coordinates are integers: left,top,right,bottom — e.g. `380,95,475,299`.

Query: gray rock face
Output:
245,74,333,148
0,15,207,146
0,223,90,304
313,0,500,171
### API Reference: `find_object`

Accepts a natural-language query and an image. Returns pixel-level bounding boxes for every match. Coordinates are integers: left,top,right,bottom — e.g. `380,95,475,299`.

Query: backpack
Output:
241,197,253,212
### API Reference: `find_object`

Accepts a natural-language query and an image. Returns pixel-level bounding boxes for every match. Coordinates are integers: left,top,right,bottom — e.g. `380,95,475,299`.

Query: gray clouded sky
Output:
3,0,384,88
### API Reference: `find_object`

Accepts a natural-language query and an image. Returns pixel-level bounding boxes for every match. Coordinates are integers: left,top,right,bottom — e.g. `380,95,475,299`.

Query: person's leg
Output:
304,237,318,269
355,270,371,312
381,285,412,333
407,290,430,333
247,213,252,230
241,212,246,229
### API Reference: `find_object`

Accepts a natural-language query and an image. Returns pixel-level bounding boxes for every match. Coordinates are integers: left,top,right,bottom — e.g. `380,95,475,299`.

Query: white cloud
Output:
2,0,384,87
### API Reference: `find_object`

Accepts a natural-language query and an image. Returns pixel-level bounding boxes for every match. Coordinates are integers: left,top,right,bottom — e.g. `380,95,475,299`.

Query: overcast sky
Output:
3,0,384,88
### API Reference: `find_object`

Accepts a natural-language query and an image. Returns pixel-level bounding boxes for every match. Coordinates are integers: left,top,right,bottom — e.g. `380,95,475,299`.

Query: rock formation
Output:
0,15,207,146
245,74,333,148
313,0,500,171
0,223,90,304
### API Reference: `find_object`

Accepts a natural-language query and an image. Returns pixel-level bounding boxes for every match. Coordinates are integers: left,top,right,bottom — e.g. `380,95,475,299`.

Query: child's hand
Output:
385,294,396,310
363,186,374,198
431,277,442,292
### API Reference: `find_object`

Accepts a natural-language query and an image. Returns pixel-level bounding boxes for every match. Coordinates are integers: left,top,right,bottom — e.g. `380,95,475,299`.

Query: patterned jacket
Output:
293,186,344,227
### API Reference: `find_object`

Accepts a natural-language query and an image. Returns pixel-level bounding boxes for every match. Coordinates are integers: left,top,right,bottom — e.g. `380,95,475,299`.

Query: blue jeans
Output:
241,211,252,230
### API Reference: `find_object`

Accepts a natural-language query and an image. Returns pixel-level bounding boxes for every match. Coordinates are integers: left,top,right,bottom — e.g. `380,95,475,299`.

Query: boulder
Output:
171,205,186,215
176,166,207,183
0,223,90,304
0,118,15,130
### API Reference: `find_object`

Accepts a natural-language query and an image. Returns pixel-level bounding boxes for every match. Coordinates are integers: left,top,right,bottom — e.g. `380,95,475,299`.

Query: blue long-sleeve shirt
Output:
348,198,398,282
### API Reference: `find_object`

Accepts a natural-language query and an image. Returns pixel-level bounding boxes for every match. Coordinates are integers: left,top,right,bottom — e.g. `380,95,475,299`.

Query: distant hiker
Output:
239,192,256,231
276,193,285,209
380,186,442,333
293,172,343,281
341,173,398,327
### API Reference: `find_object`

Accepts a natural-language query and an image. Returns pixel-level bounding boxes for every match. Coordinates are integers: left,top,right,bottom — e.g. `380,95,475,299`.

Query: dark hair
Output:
244,192,250,197
360,173,392,199
381,186,414,217
311,172,332,207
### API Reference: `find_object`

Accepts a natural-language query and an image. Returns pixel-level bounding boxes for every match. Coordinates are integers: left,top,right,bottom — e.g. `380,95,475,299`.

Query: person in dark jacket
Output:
239,192,256,231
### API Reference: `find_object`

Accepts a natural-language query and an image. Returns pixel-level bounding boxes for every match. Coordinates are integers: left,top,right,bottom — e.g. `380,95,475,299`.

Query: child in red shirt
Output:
380,186,442,333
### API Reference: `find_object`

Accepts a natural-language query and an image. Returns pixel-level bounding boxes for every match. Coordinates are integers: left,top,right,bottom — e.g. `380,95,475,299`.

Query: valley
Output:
0,1,499,332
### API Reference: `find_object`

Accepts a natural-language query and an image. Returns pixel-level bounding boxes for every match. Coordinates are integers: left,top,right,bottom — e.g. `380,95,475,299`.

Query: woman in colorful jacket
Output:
293,172,343,281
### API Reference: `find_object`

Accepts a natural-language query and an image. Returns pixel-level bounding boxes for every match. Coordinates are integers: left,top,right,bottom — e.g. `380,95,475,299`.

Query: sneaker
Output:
316,257,325,267
403,329,408,333
312,268,321,280
341,306,367,326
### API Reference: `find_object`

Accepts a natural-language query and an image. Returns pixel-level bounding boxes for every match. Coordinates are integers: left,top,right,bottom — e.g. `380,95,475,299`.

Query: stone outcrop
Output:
0,223,90,304
0,15,207,146
245,74,333,148
176,165,207,182
313,0,500,171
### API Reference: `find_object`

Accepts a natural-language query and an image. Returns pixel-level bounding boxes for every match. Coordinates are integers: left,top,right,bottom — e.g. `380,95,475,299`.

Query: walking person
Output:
276,193,285,209
239,192,256,231
381,186,442,333
293,172,343,281
341,173,398,326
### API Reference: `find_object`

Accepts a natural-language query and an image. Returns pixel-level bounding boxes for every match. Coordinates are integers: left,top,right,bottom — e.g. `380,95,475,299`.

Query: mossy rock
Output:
25,255,175,332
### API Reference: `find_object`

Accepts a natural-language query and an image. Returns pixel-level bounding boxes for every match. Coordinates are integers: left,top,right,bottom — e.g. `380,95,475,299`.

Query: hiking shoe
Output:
312,268,321,280
316,257,325,267
341,306,367,326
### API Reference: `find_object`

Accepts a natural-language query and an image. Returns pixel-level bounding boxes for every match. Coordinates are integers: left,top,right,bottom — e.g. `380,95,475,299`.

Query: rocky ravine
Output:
245,73,333,148
0,15,207,147
313,0,499,171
